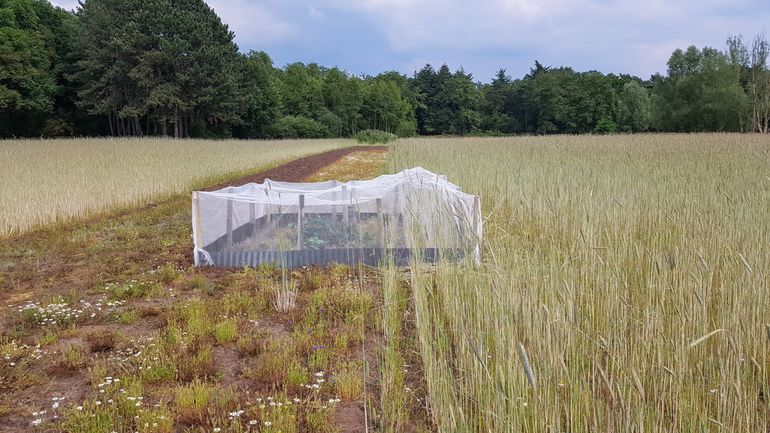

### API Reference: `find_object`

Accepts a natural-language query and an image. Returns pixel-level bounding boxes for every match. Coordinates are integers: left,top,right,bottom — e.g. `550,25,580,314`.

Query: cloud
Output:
206,0,297,45
49,0,79,11
48,0,298,46
327,0,553,52
308,5,324,18
47,0,770,80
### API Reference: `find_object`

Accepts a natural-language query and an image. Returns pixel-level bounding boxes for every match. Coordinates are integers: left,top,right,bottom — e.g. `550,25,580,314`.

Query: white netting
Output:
192,167,482,267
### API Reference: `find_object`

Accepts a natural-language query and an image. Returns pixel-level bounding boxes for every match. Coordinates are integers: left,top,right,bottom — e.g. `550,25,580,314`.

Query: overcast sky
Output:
50,0,770,82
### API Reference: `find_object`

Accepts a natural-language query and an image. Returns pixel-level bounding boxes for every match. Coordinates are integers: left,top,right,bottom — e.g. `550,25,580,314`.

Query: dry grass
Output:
306,149,388,182
389,134,770,432
0,138,349,236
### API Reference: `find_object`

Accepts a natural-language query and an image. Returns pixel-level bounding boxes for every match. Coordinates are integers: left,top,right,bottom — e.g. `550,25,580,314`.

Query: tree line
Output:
2,0,769,139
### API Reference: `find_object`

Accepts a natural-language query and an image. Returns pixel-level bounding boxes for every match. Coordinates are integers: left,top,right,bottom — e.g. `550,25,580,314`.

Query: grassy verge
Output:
0,146,390,432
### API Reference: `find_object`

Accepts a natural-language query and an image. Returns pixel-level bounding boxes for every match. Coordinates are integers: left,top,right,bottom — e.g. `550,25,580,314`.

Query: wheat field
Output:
388,134,770,432
0,138,349,236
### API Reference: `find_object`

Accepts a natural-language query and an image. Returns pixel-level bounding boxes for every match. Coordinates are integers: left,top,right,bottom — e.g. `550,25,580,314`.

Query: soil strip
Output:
203,145,387,191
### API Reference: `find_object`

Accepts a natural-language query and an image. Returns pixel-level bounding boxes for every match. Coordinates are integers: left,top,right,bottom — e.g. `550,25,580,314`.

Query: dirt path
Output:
204,145,387,191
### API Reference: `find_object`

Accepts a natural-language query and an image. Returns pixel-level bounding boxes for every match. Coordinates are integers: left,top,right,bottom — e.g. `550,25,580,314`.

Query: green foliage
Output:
361,78,413,133
74,0,246,138
248,340,295,385
269,115,330,139
236,51,282,138
653,46,748,132
213,318,237,344
594,117,618,134
0,1,764,137
334,362,364,400
58,343,87,370
413,64,483,135
175,380,235,426
304,407,338,433
0,0,74,137
353,129,397,144
617,81,652,132
286,361,309,393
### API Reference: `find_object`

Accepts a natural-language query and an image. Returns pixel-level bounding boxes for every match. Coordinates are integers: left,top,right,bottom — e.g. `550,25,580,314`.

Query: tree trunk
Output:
174,107,180,139
108,112,115,136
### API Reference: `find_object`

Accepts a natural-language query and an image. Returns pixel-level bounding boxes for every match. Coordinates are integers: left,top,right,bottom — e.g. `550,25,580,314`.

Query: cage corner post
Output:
376,198,384,248
341,185,349,237
472,195,482,262
192,191,203,265
226,187,234,248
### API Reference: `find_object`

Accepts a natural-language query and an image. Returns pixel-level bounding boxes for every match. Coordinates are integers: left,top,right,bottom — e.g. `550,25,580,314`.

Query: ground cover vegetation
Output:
388,134,770,432
3,0,770,139
0,148,430,432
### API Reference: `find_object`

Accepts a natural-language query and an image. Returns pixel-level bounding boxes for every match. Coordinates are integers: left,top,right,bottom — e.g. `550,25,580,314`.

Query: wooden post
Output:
376,198,384,247
350,187,358,227
341,186,349,244
250,202,257,236
333,181,341,222
392,183,401,228
297,194,305,250
265,184,273,225
226,187,234,247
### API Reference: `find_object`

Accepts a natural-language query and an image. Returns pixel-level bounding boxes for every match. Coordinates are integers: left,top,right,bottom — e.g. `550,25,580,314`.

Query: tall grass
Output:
0,138,349,236
389,134,770,432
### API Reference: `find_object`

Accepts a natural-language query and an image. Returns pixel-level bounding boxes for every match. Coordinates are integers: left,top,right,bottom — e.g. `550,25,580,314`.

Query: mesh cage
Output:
192,167,482,268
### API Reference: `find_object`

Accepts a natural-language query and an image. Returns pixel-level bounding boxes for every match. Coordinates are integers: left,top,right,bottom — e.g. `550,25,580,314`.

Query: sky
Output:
50,0,770,82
